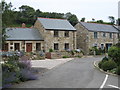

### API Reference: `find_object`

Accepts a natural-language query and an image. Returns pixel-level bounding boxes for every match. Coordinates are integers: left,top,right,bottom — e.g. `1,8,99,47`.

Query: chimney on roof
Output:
22,23,26,28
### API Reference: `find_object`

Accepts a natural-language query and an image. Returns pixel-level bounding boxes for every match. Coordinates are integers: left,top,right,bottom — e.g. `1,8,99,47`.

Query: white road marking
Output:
108,85,120,89
99,74,108,90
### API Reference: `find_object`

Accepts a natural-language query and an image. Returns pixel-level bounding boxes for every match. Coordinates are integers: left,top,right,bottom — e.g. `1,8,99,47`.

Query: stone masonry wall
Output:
34,20,76,52
75,23,89,54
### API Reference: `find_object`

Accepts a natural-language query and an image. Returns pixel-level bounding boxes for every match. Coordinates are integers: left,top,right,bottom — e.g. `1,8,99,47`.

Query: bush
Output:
116,66,120,75
108,46,120,65
89,47,104,55
62,56,69,58
101,60,117,71
49,49,54,52
102,56,109,61
2,55,38,88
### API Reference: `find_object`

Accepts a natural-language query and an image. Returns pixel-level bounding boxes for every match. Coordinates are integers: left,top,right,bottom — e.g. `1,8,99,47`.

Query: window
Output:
94,32,98,39
65,31,69,37
54,31,59,37
101,44,104,50
36,43,41,51
65,43,69,50
103,32,106,37
109,33,112,38
54,43,59,50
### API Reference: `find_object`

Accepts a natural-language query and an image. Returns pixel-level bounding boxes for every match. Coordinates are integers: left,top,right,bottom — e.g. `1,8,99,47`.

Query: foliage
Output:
1,1,78,27
62,56,69,58
102,56,109,61
98,57,109,68
108,16,115,25
101,60,117,71
49,49,54,52
89,47,105,55
108,46,120,65
96,20,104,24
80,17,85,22
67,14,78,26
116,66,120,75
2,55,38,88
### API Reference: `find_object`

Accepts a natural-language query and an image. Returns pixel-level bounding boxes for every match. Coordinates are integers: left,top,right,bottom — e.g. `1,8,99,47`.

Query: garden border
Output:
93,61,119,77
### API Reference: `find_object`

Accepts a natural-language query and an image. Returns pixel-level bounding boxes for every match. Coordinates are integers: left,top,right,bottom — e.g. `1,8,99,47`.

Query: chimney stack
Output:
22,23,26,28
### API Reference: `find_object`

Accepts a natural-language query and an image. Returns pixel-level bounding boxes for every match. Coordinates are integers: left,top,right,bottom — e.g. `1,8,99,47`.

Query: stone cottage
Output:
34,17,76,52
4,18,76,52
75,22,119,54
4,28,44,52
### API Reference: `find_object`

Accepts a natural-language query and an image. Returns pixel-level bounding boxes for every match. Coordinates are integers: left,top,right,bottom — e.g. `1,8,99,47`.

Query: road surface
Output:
11,56,119,89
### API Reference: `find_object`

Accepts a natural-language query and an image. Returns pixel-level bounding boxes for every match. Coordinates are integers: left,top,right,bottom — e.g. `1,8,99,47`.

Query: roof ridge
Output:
7,27,31,28
81,22,113,26
38,17,66,20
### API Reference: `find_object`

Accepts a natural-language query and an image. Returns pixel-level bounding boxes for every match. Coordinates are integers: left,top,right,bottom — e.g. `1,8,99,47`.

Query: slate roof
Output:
114,26,120,31
6,28,44,41
80,22,119,33
38,18,76,31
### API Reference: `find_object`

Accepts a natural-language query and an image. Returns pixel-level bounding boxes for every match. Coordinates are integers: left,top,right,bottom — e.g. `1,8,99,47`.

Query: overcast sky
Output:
6,0,119,22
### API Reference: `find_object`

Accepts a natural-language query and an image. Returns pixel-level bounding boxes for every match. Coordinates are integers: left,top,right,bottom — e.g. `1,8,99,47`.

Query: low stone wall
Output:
46,51,83,59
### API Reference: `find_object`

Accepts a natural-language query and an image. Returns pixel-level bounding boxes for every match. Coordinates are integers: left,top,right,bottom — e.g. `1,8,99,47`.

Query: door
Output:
26,43,32,52
14,43,20,51
106,43,112,51
3,43,8,51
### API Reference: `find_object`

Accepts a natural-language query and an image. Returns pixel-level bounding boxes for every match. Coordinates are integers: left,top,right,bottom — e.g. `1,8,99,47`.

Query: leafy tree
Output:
108,16,115,25
2,1,15,26
80,18,85,22
19,5,36,24
96,20,104,24
67,14,78,26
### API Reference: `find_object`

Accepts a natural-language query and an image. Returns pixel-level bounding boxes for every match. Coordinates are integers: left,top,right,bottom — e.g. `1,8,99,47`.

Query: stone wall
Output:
34,20,76,52
6,41,44,52
75,23,119,54
88,31,118,48
75,23,89,54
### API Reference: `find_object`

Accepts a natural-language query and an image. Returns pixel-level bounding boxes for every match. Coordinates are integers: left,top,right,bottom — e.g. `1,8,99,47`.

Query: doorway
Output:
14,43,20,51
26,43,32,52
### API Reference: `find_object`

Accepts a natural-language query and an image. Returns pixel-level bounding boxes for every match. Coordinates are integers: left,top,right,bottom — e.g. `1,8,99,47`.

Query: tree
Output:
108,16,115,25
80,18,85,22
19,5,36,24
96,20,104,24
2,1,15,26
67,14,78,26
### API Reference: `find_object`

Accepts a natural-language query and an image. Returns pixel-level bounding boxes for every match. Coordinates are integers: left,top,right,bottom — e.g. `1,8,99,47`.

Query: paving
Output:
31,58,74,69
10,56,119,88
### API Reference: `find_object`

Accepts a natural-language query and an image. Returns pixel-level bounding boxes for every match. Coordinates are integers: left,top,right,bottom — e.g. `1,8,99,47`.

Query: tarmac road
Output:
11,56,119,89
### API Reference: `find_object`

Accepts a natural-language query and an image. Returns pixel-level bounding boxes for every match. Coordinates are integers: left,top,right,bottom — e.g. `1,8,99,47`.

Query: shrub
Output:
62,56,69,58
108,46,120,65
101,60,117,71
98,61,104,68
49,49,54,52
116,66,120,75
2,55,38,88
89,47,104,55
102,56,109,61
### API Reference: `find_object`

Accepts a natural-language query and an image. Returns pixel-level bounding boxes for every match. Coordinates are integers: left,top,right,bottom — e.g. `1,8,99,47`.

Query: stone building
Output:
75,22,119,54
5,28,44,52
4,18,76,52
34,17,76,52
